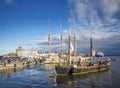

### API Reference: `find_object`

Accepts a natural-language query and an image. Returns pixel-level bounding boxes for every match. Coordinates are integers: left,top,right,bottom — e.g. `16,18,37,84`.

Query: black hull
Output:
55,64,110,76
69,65,109,75
55,65,71,76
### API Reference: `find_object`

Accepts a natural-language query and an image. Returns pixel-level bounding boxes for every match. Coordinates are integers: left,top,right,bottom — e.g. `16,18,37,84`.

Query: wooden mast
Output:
71,19,76,64
74,33,76,63
73,20,76,64
48,20,50,57
60,20,63,57
90,37,92,62
74,34,76,55
68,34,71,65
59,20,63,64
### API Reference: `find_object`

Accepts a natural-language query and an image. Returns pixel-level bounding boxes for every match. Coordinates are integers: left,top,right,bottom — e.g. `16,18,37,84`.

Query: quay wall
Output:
0,59,41,72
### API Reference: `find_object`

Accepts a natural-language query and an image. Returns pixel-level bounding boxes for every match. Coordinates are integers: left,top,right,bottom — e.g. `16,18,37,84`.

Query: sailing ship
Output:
55,33,110,76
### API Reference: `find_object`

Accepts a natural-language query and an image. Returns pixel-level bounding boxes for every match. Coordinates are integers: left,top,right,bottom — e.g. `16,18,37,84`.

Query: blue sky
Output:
0,0,120,56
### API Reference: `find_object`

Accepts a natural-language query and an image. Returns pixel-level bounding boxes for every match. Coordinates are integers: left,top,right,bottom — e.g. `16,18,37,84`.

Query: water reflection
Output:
55,71,112,88
0,56,120,88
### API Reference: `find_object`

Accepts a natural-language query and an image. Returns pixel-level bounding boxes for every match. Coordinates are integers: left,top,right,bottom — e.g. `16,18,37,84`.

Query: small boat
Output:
55,34,110,76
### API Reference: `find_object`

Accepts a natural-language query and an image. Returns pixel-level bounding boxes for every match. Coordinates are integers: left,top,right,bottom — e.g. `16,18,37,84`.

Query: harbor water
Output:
0,56,120,88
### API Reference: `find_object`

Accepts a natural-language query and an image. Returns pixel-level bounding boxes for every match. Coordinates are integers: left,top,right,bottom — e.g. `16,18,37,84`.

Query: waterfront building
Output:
16,45,39,58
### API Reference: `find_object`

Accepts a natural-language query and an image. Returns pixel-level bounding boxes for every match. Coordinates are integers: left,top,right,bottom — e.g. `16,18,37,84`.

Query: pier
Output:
0,59,41,72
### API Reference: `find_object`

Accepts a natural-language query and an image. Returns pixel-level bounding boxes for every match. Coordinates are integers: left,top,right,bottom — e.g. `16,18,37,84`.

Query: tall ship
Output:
55,32,110,76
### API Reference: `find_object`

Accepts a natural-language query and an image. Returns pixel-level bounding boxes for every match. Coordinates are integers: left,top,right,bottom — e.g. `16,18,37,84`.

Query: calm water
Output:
0,56,120,88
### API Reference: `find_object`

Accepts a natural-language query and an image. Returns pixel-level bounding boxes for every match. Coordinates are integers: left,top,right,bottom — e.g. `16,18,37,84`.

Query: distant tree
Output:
8,52,17,56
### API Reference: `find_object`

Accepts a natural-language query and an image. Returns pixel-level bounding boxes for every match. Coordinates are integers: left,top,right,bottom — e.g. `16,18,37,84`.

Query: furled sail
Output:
70,42,74,54
90,37,96,57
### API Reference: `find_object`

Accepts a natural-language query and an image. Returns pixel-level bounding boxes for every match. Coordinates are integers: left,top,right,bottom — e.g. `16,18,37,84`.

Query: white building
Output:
16,45,39,58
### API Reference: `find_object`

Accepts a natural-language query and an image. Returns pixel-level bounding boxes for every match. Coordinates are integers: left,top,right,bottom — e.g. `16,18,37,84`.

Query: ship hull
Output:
55,63,110,76
55,65,71,76
69,65,109,75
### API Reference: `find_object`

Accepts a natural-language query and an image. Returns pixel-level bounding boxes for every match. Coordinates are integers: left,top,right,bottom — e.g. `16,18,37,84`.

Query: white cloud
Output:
101,0,120,21
68,0,120,39
22,0,120,55
67,0,120,55
32,39,48,43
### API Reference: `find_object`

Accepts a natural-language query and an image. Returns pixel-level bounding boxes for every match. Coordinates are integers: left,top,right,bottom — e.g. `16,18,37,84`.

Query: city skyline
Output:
0,0,120,56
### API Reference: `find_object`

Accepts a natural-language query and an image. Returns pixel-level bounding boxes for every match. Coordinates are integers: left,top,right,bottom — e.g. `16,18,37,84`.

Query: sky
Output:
0,0,120,56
